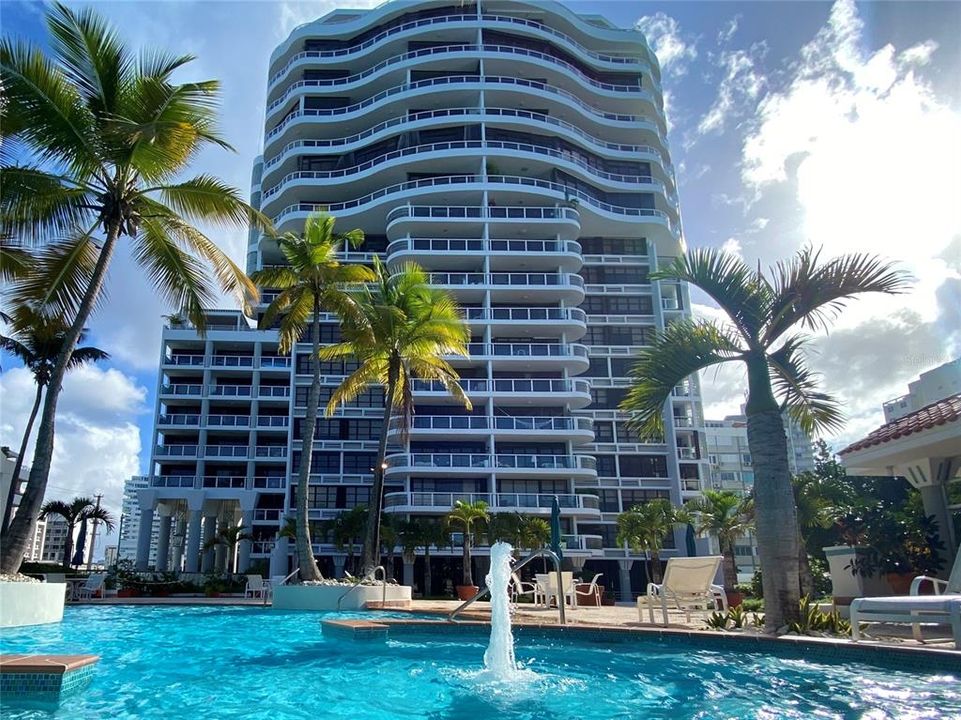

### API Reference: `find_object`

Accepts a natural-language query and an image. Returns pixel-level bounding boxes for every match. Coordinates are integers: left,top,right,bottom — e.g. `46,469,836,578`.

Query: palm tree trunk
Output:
650,550,662,584
722,538,738,593
462,532,473,587
362,358,399,575
744,356,800,631
61,520,75,572
1,384,43,534
295,297,324,582
0,225,120,574
423,546,432,597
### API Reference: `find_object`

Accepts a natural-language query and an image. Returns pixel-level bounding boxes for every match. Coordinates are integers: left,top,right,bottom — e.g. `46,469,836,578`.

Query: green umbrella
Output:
550,496,564,564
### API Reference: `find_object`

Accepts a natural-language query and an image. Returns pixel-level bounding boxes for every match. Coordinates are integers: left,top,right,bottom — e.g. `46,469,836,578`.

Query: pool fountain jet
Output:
483,541,521,679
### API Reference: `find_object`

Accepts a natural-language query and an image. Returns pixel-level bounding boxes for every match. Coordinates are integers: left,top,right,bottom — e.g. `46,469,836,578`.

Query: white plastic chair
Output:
75,573,106,601
574,573,604,607
640,556,727,626
509,572,538,604
244,574,267,599
851,548,961,647
536,571,576,608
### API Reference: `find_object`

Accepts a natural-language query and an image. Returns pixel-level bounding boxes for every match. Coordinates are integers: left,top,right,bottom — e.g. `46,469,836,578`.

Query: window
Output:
596,489,619,512
585,357,608,377
595,455,617,477
342,453,377,473
580,266,649,285
344,486,370,508
593,422,614,443
581,295,653,315
742,454,753,466
610,358,635,377
621,489,670,510
590,388,627,409
577,237,648,256
308,486,338,509
619,455,668,478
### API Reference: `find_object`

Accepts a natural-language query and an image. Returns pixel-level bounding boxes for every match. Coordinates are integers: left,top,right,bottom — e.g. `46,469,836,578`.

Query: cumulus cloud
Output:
635,12,698,78
0,366,147,553
697,45,767,136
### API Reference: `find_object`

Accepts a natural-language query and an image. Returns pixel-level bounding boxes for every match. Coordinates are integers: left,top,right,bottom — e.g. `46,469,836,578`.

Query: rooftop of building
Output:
840,393,961,455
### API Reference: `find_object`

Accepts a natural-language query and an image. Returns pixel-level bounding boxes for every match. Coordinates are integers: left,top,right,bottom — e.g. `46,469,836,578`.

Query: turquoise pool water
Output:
1,606,959,719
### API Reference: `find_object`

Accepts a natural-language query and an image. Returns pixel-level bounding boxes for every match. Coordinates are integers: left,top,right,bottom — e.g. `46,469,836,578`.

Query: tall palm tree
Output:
250,213,372,582
792,472,837,598
40,496,114,571
447,500,489,588
688,489,753,594
616,498,684,584
324,505,368,576
321,258,471,576
0,312,108,533
0,3,268,574
619,247,909,629
516,515,551,554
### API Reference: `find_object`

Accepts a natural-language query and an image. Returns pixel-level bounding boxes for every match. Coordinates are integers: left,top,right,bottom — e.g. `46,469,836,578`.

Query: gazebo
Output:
839,394,960,569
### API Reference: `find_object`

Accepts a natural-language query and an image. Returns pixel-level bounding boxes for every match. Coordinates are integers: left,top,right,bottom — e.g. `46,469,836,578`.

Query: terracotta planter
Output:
117,588,139,598
456,585,479,601
725,591,743,608
885,572,914,595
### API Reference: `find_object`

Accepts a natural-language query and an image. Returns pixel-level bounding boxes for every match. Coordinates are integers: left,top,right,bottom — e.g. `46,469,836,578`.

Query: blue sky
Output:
2,0,960,552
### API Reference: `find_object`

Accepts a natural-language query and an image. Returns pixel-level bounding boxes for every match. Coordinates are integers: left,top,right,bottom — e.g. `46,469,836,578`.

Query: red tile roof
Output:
839,394,961,455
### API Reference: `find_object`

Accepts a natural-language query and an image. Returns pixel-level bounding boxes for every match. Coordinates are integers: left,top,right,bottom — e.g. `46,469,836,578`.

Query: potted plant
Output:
447,500,489,601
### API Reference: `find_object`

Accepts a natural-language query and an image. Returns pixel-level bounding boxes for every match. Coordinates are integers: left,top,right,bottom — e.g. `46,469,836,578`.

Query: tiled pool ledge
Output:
368,618,961,674
0,654,99,704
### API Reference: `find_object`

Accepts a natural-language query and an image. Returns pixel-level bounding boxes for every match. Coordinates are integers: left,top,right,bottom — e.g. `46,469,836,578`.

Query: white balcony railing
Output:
259,386,291,398
257,416,290,428
151,475,195,488
154,445,198,458
428,272,584,290
209,384,252,397
204,445,248,458
161,384,202,396
465,342,589,360
260,357,292,368
386,204,579,224
253,477,287,490
385,453,596,472
158,413,200,426
202,476,246,489
383,491,600,512
211,355,254,368
206,415,251,428
165,355,204,367
466,307,587,325
396,415,592,433
255,446,288,459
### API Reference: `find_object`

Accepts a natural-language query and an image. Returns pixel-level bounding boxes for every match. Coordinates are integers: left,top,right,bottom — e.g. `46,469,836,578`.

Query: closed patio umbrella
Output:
550,495,563,565
72,517,88,567
686,523,698,557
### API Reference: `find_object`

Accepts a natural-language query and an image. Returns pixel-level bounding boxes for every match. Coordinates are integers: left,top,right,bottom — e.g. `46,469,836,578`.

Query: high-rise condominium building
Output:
120,476,159,566
139,0,705,598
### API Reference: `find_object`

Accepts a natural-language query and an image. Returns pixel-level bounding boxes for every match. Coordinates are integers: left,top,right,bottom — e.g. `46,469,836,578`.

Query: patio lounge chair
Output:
509,572,539,604
536,572,576,608
850,548,961,648
639,556,727,626
244,574,267,599
75,573,106,601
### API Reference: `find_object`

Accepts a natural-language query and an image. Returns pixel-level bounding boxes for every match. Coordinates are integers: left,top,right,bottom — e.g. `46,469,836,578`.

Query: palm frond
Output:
0,165,96,242
767,335,844,435
324,359,384,416
275,287,312,354
0,242,34,281
7,233,102,319
620,319,746,440
147,175,271,230
65,345,109,368
763,247,912,344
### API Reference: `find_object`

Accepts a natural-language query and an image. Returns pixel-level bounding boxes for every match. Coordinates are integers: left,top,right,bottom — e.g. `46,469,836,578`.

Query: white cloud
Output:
0,366,147,552
691,303,747,420
697,45,766,136
635,12,698,78
721,237,743,257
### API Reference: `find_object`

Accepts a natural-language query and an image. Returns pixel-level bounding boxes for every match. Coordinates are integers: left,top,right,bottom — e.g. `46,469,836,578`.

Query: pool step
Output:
364,599,411,611
0,654,99,705
321,619,388,641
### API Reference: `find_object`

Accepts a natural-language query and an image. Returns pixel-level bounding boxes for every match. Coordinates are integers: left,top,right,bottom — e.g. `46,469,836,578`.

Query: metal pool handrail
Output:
448,548,566,625
337,565,387,610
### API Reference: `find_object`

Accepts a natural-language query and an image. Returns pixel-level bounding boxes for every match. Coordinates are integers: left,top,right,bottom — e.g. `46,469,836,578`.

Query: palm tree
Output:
325,506,367,576
688,490,753,594
516,515,551,554
619,247,909,630
379,515,399,580
616,499,684,584
0,312,108,533
416,518,450,597
249,213,372,582
321,258,471,576
792,472,837,598
39,496,114,571
447,500,489,589
0,3,268,574
202,524,252,575
486,512,522,550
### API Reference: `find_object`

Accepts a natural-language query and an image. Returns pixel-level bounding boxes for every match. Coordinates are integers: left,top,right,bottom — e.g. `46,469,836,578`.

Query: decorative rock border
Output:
0,655,99,705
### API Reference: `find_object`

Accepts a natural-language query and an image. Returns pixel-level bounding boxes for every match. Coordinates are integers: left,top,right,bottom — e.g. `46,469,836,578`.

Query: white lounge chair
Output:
536,572,576,608
573,573,604,607
639,556,727,626
850,548,961,648
244,574,267,599
74,573,106,601
509,572,538,604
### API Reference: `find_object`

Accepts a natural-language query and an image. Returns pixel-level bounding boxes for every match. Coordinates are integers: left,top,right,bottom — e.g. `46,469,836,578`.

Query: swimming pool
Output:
1,606,959,719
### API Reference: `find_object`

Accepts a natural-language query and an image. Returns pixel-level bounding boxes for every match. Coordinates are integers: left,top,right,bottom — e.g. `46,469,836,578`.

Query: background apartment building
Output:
138,0,706,598
119,476,159,566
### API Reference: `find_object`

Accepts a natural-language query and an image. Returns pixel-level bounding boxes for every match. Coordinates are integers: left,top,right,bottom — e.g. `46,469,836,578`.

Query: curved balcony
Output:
385,203,581,241
383,453,597,478
386,237,583,272
265,75,659,148
426,272,584,304
266,44,657,123
268,13,653,92
411,377,592,408
261,107,672,184
261,141,670,208
465,307,587,339
388,414,593,442
382,490,601,518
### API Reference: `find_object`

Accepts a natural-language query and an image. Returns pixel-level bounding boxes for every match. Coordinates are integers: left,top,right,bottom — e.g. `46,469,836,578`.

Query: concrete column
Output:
201,515,217,573
402,556,415,588
237,510,254,573
135,507,155,571
214,520,228,573
618,559,634,602
171,518,186,572
270,537,289,579
333,555,346,579
156,515,172,571
185,510,203,573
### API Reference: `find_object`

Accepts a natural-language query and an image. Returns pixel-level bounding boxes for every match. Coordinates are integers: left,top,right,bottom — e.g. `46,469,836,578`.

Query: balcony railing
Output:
202,476,246,489
677,447,699,460
255,446,288,459
465,307,587,324
253,509,283,522
154,445,198,457
562,534,604,551
206,415,251,428
267,43,651,116
410,377,591,396
386,204,579,224
385,453,596,471
211,355,254,368
428,272,584,290
396,415,592,433
165,355,204,367
257,416,290,428
158,413,200,426
259,386,291,398
268,13,648,87
383,491,600,512
161,384,202,396
251,540,274,555
260,357,292,368
204,445,248,458
151,475,195,488
209,384,252,397
253,476,287,490
387,237,582,257
465,342,589,360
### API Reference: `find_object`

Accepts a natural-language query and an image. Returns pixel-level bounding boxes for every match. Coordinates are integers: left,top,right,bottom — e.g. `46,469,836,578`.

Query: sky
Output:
2,0,960,557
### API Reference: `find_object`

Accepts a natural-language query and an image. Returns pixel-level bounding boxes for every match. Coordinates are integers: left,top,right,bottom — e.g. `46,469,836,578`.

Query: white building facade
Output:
122,476,159,566
882,358,961,422
140,0,705,598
